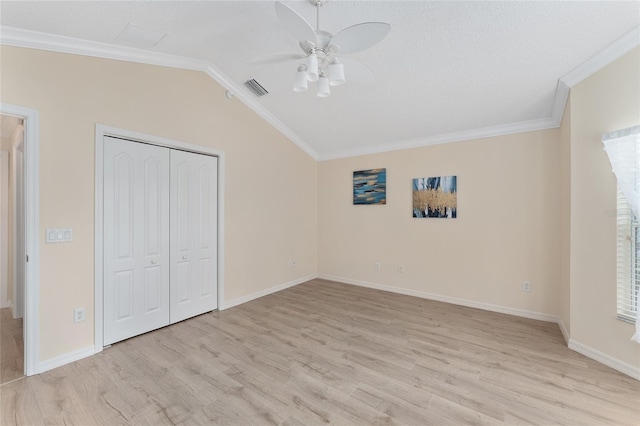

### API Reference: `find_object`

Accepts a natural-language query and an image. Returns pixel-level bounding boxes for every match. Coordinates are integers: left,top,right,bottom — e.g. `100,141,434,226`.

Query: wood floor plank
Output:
0,308,23,385
285,372,394,425
2,278,639,425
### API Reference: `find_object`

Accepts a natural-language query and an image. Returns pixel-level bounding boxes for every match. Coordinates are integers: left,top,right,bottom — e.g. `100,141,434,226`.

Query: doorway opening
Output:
0,114,24,384
0,104,40,380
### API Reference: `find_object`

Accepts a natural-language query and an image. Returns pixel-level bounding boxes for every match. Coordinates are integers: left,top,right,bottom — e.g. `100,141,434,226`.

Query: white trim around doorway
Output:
1,152,9,310
94,124,226,352
0,103,40,376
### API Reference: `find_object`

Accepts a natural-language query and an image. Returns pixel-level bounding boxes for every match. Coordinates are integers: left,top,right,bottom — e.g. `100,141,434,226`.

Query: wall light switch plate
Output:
46,228,73,243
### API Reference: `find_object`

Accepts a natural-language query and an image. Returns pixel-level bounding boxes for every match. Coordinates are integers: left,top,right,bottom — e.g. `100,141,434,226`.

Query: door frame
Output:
1,152,9,310
0,103,40,376
12,138,24,319
94,124,225,351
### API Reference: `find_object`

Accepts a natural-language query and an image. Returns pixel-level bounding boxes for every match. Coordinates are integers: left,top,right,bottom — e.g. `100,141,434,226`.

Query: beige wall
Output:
559,96,571,335
1,137,13,152
569,47,640,367
319,129,562,317
0,46,318,361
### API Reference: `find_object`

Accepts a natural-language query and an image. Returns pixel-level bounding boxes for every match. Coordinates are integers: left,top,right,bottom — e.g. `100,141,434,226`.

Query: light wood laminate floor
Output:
1,279,639,425
0,307,23,385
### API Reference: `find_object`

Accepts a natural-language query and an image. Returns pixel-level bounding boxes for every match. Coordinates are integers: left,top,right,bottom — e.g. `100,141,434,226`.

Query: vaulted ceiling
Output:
1,1,639,160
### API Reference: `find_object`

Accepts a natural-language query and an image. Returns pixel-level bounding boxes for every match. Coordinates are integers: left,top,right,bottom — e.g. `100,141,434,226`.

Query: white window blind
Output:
603,124,640,343
616,187,638,323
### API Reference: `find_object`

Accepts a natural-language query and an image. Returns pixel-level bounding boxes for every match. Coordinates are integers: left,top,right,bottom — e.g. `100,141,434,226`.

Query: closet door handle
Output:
151,260,157,265
182,256,187,260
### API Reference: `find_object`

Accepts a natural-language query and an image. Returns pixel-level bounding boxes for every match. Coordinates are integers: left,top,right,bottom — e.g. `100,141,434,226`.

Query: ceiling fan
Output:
265,0,391,97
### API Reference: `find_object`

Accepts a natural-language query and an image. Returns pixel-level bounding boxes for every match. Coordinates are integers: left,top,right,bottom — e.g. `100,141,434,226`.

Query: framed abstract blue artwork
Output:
353,168,386,205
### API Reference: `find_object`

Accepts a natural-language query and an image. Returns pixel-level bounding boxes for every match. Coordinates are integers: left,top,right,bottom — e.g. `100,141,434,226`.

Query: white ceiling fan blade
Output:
247,53,306,65
341,57,375,85
275,2,317,44
330,22,391,55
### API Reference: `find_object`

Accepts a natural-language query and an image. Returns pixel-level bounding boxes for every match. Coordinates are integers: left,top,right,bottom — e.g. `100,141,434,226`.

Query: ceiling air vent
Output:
244,79,269,97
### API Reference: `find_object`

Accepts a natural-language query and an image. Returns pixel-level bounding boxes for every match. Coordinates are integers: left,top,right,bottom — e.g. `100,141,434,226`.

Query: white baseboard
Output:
7,299,18,319
319,274,558,323
320,274,640,381
34,276,316,375
221,274,317,310
30,275,640,382
557,317,570,344
37,345,98,374
568,339,640,381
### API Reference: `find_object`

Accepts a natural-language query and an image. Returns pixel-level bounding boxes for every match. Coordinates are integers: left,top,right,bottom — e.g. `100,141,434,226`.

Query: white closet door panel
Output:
104,137,170,345
144,158,163,256
114,153,134,261
170,150,218,323
176,260,191,303
198,258,213,297
114,270,134,320
144,265,162,312
175,161,191,252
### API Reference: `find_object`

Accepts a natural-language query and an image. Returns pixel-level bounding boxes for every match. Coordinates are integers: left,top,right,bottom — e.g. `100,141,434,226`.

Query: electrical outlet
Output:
375,262,381,271
522,281,531,292
398,264,405,273
74,307,85,323
287,259,296,268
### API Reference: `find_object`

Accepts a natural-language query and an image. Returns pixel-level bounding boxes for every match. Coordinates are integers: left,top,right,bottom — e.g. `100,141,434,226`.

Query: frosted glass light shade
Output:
293,68,308,92
328,61,345,86
317,75,330,97
306,53,319,82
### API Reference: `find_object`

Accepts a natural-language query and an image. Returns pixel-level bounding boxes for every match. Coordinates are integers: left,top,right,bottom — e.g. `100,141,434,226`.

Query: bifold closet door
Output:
170,150,218,323
103,137,170,345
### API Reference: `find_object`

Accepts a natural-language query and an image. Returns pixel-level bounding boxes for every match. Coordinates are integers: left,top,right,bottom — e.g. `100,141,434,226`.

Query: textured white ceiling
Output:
1,1,639,159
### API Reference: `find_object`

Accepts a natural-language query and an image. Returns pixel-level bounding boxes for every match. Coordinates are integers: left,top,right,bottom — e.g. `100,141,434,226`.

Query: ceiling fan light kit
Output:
274,1,390,98
306,52,319,82
317,73,331,97
294,65,309,92
328,60,345,87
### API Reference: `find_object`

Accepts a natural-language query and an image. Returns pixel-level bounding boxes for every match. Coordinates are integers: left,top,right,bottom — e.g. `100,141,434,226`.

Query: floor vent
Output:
244,79,269,97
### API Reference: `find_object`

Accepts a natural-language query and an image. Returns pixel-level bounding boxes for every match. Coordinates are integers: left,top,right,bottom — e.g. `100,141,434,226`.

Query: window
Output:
604,125,640,341
617,186,639,323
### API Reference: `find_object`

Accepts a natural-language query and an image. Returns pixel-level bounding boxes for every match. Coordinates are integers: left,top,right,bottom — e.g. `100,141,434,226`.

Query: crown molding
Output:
2,24,638,162
0,27,319,161
559,25,640,88
0,26,204,71
200,65,319,160
318,116,559,161
318,26,639,161
550,80,570,127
